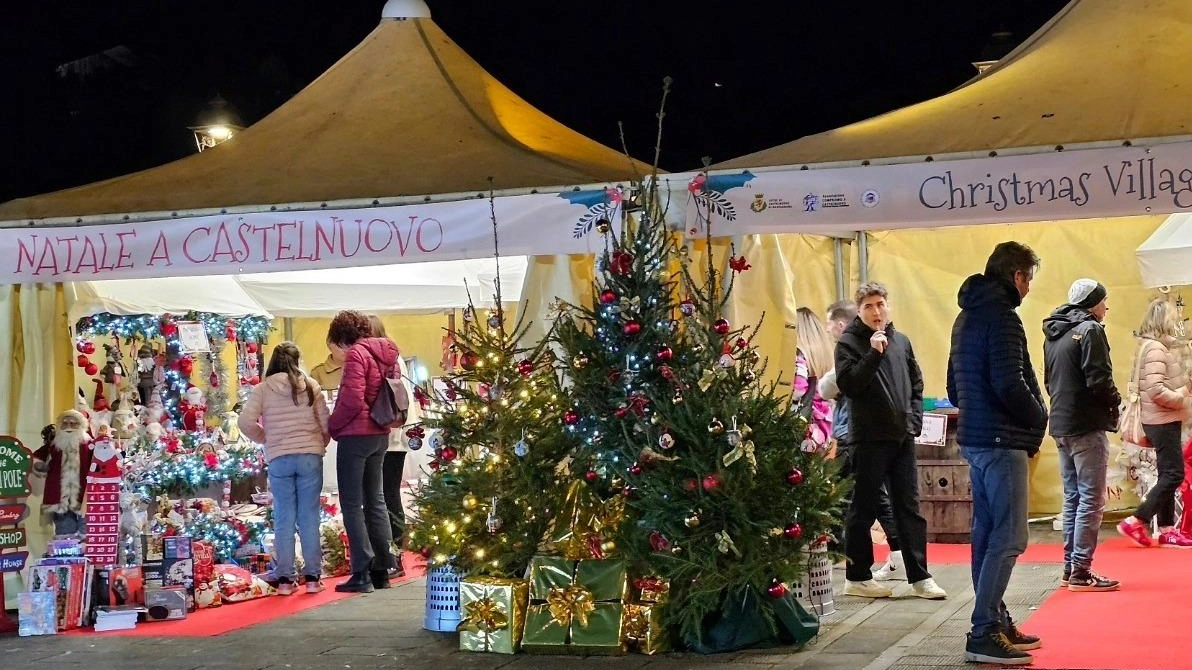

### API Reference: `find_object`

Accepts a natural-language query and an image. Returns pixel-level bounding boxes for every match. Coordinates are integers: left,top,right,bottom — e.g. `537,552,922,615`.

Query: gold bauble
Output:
670,546,683,555
462,494,479,511
572,354,590,369
601,540,617,553
684,514,701,528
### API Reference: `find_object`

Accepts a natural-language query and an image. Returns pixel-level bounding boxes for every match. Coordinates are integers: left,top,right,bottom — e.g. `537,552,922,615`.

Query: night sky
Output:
0,1,1069,204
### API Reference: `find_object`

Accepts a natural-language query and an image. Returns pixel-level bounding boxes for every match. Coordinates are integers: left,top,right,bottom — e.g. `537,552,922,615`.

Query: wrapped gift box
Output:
458,577,529,654
522,556,626,656
624,603,669,655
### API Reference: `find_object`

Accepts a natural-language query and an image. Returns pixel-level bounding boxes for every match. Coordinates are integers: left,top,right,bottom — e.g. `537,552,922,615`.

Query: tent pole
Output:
833,237,846,301
283,317,293,342
857,232,869,284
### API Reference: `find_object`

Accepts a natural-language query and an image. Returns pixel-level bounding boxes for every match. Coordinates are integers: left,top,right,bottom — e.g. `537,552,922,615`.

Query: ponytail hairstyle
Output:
265,341,315,406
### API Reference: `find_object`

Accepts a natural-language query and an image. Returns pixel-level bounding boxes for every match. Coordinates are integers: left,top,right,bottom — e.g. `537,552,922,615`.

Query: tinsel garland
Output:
77,312,272,344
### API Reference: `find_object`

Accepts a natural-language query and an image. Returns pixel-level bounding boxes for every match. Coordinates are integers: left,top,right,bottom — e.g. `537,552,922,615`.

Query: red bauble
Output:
783,523,804,540
600,289,618,304
614,404,629,419
713,318,731,335
226,321,237,342
702,473,722,493
610,250,634,276
85,363,99,376
767,581,788,599
440,446,458,462
735,337,749,350
584,470,599,483
460,352,480,370
75,341,85,353
656,346,673,362
82,341,95,355
179,357,194,376
629,463,643,476
249,375,260,385
246,342,259,354
786,468,805,486
563,409,580,425
623,321,642,336
429,459,441,471
162,322,178,337
648,530,670,552
517,359,534,376
77,354,90,368
622,486,635,498
683,478,699,492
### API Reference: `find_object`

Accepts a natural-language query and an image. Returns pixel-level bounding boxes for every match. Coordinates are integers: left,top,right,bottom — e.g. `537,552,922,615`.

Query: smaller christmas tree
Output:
407,208,570,578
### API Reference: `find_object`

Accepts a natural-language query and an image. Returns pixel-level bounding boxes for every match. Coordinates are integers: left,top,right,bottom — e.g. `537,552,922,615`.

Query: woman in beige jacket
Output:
1118,298,1192,548
239,342,332,593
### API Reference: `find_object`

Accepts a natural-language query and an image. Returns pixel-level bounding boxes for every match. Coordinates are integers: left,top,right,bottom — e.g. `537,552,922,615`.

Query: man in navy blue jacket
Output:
947,242,1048,666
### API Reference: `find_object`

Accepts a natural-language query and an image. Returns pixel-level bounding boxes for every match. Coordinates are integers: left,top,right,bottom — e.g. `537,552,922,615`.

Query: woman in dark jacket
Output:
326,310,400,592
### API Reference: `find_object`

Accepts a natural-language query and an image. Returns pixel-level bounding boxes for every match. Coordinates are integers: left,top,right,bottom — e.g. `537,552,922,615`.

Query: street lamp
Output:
189,94,243,152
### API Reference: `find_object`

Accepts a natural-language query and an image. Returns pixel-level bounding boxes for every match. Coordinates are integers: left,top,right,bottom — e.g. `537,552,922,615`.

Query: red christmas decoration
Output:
162,321,179,338
517,359,534,376
77,354,90,368
245,342,259,354
783,522,804,540
766,580,788,599
728,255,752,273
85,363,99,376
203,452,219,469
563,409,580,425
439,446,458,463
701,473,722,493
656,346,673,362
735,337,749,350
614,404,629,419
629,463,643,476
610,250,634,276
683,478,699,492
648,530,671,552
429,459,441,471
209,370,220,388
584,470,599,483
623,321,642,336
786,468,805,486
600,289,618,304
460,351,480,371
178,357,194,376
621,486,635,498
687,174,707,193
249,375,260,385
226,320,237,341
406,425,426,439
82,341,95,355
713,318,731,335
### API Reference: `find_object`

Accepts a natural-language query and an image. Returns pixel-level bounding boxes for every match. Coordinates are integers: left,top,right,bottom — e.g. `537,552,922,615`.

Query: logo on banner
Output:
750,194,768,213
803,194,820,212
861,189,880,208
559,189,623,239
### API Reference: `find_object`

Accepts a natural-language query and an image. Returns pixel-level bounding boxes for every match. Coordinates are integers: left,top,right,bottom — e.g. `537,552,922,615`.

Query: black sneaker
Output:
1067,569,1120,592
1003,621,1042,651
1061,563,1070,586
965,632,1033,665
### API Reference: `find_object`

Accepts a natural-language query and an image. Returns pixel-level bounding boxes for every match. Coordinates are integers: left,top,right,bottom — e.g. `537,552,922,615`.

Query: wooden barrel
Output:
915,410,972,543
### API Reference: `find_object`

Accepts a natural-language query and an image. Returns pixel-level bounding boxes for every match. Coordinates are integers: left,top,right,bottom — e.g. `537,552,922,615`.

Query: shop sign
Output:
0,436,31,497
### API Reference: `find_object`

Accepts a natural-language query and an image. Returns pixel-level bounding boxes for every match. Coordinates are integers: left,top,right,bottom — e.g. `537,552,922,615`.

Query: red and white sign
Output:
84,482,122,566
0,503,27,525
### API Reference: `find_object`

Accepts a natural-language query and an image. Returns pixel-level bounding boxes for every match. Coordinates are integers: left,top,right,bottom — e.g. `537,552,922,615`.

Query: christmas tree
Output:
407,213,570,578
552,82,845,648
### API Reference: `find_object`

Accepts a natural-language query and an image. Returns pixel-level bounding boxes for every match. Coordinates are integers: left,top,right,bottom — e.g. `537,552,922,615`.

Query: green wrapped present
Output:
458,577,529,654
523,556,627,655
624,602,669,655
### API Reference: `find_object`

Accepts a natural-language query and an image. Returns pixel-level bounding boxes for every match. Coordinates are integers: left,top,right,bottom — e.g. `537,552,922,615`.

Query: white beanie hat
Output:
1068,278,1107,308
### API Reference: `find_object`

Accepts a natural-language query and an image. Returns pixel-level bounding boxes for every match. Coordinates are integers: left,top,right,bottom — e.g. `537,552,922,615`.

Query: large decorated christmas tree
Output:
552,112,845,648
407,251,570,578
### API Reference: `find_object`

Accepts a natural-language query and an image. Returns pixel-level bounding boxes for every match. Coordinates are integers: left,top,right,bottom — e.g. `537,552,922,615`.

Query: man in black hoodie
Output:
835,282,946,601
1042,279,1121,593
947,242,1048,665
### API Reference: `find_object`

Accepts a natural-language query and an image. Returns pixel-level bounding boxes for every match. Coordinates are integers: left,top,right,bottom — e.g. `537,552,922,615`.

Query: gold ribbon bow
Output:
722,439,757,473
616,296,642,315
715,530,742,557
624,605,650,641
546,585,596,628
460,597,510,633
698,367,727,392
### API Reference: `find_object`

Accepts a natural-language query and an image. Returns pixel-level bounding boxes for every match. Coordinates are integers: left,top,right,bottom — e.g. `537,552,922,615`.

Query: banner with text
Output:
0,189,624,282
675,142,1192,237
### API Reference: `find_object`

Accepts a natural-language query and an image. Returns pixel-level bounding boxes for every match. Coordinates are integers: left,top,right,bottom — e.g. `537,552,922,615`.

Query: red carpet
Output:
67,553,425,637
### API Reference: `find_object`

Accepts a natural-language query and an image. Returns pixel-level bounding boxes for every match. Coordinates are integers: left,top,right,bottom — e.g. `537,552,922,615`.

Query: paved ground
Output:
2,534,1067,670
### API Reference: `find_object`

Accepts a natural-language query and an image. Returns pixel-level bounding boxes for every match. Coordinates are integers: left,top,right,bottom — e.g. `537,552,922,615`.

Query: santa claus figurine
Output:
31,409,94,535
88,433,123,484
180,385,207,433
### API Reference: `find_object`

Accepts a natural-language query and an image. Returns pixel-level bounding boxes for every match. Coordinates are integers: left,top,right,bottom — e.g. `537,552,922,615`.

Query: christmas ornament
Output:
718,353,735,368
572,354,590,369
629,463,643,476
486,504,503,533
743,370,757,383
679,297,696,316
246,341,259,354
728,255,752,273
607,369,622,383
460,352,480,370
610,249,634,275
783,522,804,540
513,440,529,458
601,540,617,554
517,359,534,376
462,306,476,322
77,354,90,368
672,389,684,403
178,357,194,376
658,432,675,449
648,530,670,552
767,580,788,599
786,468,805,486
707,418,725,434
614,404,629,419
407,436,424,450
595,218,611,234
487,313,503,329
713,318,731,335
656,346,673,362
600,289,618,304
702,473,722,492
650,413,662,425
683,478,699,492
440,446,458,463
687,174,707,193
462,494,479,511
85,363,99,376
684,513,701,528
584,470,599,483
621,486,635,498
670,546,683,555
623,321,642,336
735,337,749,350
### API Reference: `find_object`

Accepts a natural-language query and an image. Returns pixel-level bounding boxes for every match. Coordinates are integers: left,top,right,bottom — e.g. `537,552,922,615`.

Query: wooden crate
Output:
917,459,972,543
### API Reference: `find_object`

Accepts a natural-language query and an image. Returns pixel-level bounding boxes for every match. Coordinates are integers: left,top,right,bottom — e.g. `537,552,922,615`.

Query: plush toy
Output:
100,342,126,385
90,378,113,436
181,385,207,432
135,344,159,406
88,434,123,484
31,409,94,535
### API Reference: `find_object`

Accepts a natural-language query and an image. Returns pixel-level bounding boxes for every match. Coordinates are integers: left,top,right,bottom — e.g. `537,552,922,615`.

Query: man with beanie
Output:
1043,280,1121,593
948,242,1048,665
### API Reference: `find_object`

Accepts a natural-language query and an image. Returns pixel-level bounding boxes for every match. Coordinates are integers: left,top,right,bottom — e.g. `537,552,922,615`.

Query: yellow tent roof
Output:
715,0,1192,169
0,17,646,224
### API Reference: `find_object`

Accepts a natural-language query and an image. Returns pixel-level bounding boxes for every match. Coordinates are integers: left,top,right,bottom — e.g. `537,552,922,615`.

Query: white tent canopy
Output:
67,256,527,322
1136,213,1192,288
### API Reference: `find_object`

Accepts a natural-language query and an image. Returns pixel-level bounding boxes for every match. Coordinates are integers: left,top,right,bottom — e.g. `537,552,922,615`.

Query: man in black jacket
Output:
836,282,946,601
1042,279,1121,593
947,242,1048,665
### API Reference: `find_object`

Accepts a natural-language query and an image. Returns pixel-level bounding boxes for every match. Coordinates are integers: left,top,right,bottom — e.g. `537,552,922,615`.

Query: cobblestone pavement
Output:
1,557,1065,670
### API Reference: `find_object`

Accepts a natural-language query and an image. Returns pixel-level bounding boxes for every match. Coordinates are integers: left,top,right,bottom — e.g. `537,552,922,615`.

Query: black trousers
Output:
1137,421,1184,527
845,436,930,583
382,450,406,547
336,434,394,574
837,441,902,552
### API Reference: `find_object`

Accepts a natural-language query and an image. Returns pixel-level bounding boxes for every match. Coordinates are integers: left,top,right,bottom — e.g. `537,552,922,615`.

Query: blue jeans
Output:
1055,431,1108,571
964,446,1029,637
269,453,324,580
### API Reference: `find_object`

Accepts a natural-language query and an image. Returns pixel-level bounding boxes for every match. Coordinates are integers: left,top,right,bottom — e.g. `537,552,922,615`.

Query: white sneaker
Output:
872,551,905,581
844,579,894,598
276,580,294,596
911,578,947,600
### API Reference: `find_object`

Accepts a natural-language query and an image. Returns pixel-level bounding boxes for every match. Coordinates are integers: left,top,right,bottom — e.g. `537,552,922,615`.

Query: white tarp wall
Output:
1136,213,1192,287
67,275,274,323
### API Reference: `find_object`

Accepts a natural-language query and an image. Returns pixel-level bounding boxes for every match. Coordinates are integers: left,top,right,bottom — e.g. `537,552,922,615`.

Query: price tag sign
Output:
915,413,948,447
